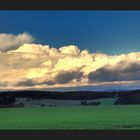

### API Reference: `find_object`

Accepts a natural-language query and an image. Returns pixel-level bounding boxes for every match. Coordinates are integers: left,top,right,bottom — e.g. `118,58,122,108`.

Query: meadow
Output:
0,105,140,130
16,98,116,106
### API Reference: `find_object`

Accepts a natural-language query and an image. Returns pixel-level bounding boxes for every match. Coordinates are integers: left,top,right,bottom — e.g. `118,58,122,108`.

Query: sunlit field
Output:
0,105,140,130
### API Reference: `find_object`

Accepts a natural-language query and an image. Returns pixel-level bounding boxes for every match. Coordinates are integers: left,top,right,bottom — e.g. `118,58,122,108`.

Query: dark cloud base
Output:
88,62,140,82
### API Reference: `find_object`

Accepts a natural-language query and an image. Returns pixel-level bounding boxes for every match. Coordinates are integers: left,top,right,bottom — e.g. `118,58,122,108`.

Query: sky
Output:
1,11,140,91
1,11,140,54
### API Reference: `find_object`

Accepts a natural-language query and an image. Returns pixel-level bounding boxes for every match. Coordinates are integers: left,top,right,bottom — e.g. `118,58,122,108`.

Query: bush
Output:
81,100,88,105
81,100,101,106
40,104,46,107
90,101,101,105
18,103,24,107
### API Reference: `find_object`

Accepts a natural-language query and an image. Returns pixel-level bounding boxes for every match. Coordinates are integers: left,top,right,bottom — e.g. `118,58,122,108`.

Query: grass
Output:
93,98,116,105
16,98,116,107
0,105,140,130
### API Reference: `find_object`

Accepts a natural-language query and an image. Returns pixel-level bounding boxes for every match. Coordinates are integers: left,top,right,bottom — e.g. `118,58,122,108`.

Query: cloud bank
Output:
1,33,140,90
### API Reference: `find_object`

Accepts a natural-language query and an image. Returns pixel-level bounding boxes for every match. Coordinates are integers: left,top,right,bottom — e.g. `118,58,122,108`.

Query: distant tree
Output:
18,103,24,107
2,97,8,105
81,100,88,105
7,96,16,104
40,104,46,107
90,101,101,105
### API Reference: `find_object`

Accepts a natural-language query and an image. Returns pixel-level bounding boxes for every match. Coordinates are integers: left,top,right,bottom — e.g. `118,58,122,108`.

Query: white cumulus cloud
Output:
0,34,140,90
0,32,34,52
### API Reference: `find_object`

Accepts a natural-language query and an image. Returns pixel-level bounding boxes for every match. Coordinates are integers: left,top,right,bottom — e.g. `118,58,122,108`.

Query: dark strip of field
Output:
0,90,140,107
0,89,140,99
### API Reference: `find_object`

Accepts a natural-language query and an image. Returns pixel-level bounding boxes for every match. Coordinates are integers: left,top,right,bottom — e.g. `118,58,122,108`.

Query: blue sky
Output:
1,10,140,55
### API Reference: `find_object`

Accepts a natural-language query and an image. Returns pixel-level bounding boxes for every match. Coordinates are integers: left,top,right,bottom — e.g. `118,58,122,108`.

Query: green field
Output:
0,105,140,130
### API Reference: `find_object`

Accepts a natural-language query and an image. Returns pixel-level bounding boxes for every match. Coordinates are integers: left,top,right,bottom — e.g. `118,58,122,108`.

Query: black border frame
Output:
0,1,140,10
0,0,140,139
0,130,140,140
